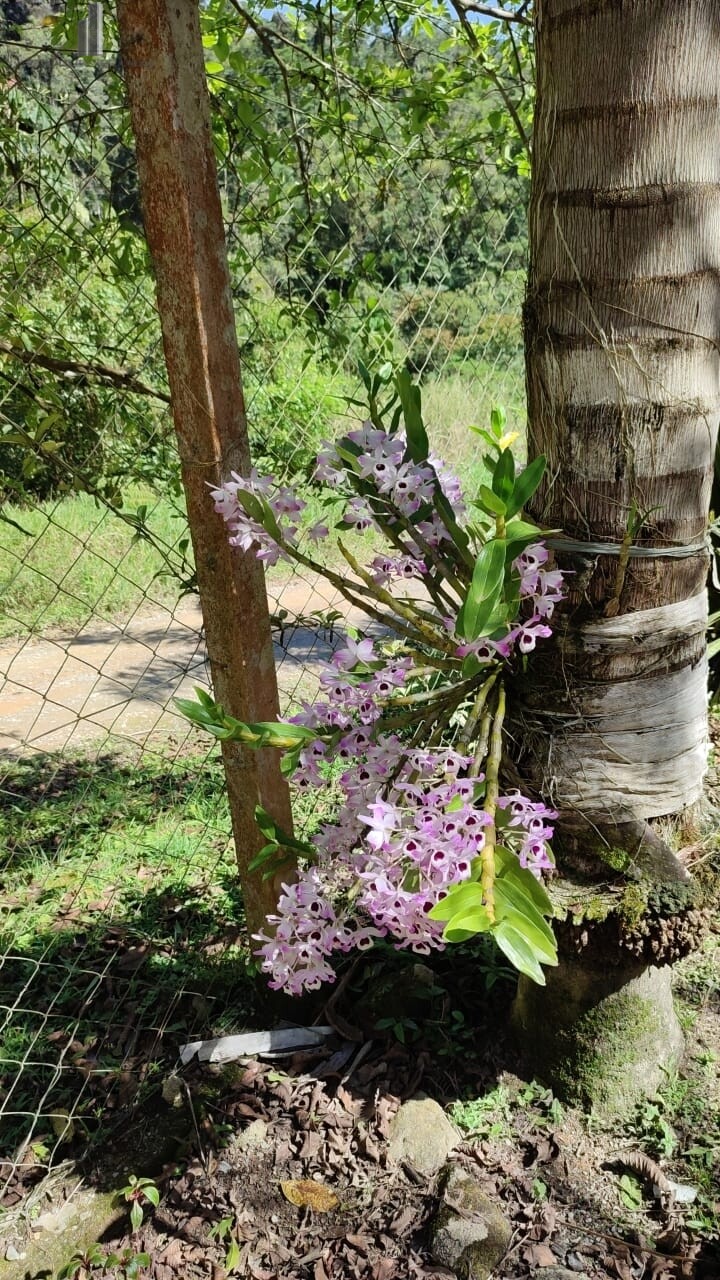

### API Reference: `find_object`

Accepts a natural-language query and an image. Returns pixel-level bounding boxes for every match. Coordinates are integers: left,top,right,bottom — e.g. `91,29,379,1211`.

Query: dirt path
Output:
0,575,356,757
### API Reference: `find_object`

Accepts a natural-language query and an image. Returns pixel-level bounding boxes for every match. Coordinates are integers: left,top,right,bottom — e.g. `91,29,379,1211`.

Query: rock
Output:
161,1072,184,1107
430,1166,511,1279
5,1244,25,1261
387,1098,460,1176
565,1251,587,1271
535,1271,584,1280
31,1201,79,1234
666,1178,697,1204
234,1118,268,1151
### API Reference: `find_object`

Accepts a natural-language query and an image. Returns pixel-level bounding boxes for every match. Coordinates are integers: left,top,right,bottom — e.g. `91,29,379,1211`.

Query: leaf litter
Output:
92,1034,717,1280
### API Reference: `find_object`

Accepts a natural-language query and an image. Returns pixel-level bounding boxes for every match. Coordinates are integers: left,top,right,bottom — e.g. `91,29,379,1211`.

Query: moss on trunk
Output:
512,949,683,1116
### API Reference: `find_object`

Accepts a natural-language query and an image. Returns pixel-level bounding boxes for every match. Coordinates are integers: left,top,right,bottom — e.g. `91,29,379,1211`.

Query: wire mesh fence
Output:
0,2,529,1222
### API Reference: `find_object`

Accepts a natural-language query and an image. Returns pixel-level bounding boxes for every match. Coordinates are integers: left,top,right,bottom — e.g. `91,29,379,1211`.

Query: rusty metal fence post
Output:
116,0,294,934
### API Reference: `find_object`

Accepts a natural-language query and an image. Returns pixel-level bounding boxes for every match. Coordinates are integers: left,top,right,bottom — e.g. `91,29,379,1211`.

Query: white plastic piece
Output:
179,1026,335,1065
666,1179,698,1204
78,4,103,57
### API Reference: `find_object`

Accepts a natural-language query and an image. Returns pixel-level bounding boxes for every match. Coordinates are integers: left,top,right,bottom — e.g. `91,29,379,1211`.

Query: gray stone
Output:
430,1166,511,1280
161,1072,184,1107
387,1099,460,1176
535,1271,585,1280
31,1201,79,1235
234,1117,268,1152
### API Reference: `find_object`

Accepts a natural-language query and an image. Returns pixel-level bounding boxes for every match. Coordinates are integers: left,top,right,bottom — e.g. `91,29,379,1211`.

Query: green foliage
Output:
617,1173,643,1210
451,1077,565,1145
176,687,319,766
400,281,525,374
119,1174,160,1234
209,1216,242,1272
202,1,531,345
457,538,507,641
57,1244,151,1280
234,283,349,475
458,434,546,644
249,804,316,878
429,845,557,983
627,1096,677,1160
450,1085,513,1140
0,1,531,523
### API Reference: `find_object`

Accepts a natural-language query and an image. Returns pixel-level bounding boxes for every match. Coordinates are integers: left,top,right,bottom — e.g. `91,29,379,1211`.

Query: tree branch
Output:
227,3,366,92
448,0,532,153
451,1,533,27
0,339,170,402
227,0,313,203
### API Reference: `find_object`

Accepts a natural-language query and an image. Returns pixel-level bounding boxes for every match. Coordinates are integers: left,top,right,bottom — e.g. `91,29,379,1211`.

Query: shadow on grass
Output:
0,873,262,1168
0,747,266,1204
0,750,226,867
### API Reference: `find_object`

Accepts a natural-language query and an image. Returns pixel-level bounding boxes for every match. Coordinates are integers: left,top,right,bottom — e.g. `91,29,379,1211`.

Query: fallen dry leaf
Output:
280,1178,339,1212
524,1242,558,1268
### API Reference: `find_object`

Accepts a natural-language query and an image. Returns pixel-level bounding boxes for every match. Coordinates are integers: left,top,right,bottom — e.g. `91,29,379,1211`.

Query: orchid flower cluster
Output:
251,636,559,996
179,367,567,992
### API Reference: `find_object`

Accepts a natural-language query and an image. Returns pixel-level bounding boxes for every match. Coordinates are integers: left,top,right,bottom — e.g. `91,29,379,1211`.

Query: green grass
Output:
0,743,252,1157
0,745,234,945
662,935,720,1236
0,489,190,640
422,356,526,464
0,739,346,1161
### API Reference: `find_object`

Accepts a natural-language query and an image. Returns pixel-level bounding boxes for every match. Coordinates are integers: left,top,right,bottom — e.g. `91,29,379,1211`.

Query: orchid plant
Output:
178,365,566,995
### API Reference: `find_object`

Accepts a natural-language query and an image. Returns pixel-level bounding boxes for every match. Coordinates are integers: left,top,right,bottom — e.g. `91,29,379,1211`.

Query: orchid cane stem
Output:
480,681,506,924
337,539,455,651
458,670,499,749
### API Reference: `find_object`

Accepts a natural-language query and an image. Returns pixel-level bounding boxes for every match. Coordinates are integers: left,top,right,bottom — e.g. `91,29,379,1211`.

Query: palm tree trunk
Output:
522,0,719,872
514,0,720,1111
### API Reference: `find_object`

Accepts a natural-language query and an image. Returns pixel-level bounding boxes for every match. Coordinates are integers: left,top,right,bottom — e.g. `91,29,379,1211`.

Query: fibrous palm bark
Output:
514,0,720,1110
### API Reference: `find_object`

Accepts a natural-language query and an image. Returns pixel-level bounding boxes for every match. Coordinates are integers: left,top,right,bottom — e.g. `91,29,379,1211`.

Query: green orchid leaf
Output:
443,906,492,943
335,440,362,469
493,921,548,985
493,897,558,964
433,487,473,563
461,653,484,678
491,448,515,501
468,425,502,456
396,368,429,462
427,881,486,922
234,487,264,523
459,538,507,641
477,484,507,517
247,842,278,872
506,455,546,518
490,406,507,437
233,489,284,542
254,805,315,854
503,518,545,550
495,847,555,915
174,693,319,753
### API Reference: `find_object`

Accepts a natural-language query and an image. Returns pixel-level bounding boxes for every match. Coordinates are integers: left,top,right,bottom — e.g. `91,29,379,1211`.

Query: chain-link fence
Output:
0,2,530,1226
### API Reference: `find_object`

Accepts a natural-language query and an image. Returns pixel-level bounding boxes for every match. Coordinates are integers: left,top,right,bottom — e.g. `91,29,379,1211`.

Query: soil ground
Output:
2,938,718,1280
